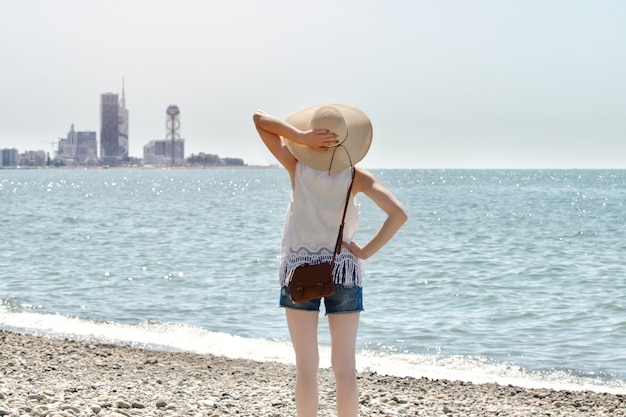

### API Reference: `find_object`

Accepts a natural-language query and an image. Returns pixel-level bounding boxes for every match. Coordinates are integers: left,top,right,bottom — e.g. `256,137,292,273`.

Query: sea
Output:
1,167,625,394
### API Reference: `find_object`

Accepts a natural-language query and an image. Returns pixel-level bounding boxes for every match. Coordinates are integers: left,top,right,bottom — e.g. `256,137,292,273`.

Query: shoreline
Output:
1,330,624,416
0,164,279,170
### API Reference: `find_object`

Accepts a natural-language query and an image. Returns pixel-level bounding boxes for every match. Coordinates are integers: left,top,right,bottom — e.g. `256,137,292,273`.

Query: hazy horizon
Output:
1,0,624,169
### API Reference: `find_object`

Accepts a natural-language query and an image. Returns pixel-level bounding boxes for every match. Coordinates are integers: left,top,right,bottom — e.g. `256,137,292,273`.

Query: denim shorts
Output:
279,283,363,314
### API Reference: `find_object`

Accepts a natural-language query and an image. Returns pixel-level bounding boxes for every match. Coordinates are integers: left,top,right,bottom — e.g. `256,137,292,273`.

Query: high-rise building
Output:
100,80,129,165
118,80,129,160
100,93,119,164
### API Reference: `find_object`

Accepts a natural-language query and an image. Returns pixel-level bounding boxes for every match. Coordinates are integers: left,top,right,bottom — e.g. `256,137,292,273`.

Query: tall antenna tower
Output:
166,105,180,166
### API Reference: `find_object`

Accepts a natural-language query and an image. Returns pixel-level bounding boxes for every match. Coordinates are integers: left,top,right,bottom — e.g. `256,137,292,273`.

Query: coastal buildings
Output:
100,82,129,165
19,150,47,166
57,125,98,166
118,83,129,161
143,105,185,166
0,148,45,167
100,93,120,164
62,124,78,157
143,139,185,166
1,82,242,167
76,131,98,165
1,148,19,167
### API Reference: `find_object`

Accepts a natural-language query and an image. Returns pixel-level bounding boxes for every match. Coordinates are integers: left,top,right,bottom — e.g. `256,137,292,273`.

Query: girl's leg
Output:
286,309,320,417
328,312,360,417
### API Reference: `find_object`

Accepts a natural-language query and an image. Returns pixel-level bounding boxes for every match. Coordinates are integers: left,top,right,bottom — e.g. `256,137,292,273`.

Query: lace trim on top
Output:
280,246,364,287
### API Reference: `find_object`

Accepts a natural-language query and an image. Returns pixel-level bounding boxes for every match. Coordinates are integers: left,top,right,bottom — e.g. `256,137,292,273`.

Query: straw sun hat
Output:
285,104,372,172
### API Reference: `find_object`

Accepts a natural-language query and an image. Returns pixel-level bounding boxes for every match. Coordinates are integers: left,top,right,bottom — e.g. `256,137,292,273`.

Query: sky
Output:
1,0,625,169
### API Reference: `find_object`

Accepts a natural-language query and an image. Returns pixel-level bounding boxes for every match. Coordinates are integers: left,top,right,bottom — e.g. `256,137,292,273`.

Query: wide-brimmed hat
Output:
285,104,372,172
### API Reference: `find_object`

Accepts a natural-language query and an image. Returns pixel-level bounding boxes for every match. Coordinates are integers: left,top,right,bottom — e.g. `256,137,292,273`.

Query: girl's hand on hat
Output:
300,129,339,151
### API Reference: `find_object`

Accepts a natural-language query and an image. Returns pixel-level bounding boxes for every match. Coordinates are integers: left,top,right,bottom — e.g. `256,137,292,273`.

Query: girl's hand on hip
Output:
343,241,368,260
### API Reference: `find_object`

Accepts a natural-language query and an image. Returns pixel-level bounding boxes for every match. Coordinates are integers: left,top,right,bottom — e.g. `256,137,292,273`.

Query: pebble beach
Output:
1,331,624,417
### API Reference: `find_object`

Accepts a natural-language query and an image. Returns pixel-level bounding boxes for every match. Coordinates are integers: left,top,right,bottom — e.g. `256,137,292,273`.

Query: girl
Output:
253,104,407,417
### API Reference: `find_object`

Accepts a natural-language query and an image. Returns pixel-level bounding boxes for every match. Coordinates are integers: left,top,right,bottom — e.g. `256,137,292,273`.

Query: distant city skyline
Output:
1,1,625,169
1,94,236,167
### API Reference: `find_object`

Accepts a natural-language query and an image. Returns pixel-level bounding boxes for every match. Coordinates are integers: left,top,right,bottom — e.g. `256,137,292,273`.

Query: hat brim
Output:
285,104,372,172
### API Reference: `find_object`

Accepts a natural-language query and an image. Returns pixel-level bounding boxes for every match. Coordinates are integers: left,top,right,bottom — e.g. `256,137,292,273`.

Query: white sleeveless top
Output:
279,163,364,286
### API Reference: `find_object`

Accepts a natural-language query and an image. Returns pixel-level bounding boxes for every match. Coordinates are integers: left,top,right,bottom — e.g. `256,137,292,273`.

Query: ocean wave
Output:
2,308,624,395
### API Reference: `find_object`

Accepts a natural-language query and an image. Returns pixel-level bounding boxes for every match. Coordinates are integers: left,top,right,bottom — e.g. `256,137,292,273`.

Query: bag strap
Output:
331,167,356,265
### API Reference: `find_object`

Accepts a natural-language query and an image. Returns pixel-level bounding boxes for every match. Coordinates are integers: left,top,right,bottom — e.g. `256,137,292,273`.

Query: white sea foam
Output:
2,309,624,395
